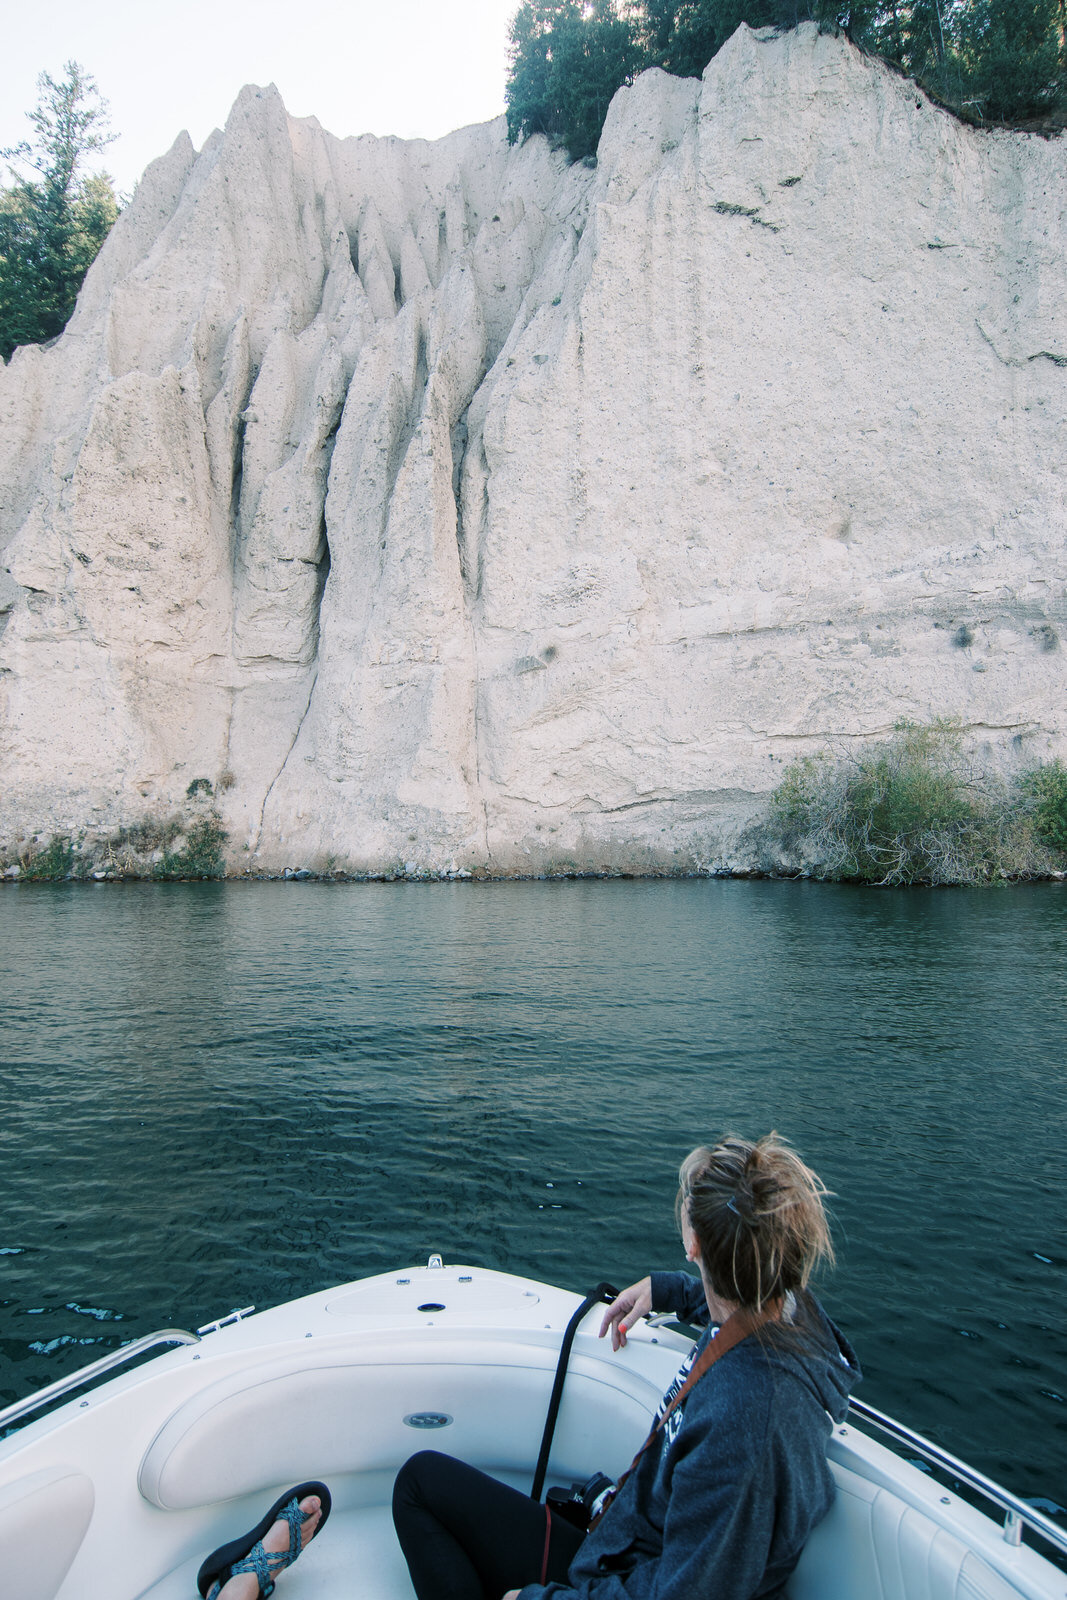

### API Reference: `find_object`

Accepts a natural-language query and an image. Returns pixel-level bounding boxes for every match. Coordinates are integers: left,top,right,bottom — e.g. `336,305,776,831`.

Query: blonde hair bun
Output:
677,1132,834,1312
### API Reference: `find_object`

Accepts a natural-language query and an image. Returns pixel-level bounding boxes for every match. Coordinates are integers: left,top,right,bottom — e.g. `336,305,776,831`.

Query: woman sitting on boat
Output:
199,1132,860,1600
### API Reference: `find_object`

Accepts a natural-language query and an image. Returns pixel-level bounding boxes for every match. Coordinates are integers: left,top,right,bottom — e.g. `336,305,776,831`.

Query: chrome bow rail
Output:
0,1328,200,1433
846,1397,1067,1558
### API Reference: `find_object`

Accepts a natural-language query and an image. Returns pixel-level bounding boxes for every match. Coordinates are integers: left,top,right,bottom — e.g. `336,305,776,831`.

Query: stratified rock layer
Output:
1,26,1064,875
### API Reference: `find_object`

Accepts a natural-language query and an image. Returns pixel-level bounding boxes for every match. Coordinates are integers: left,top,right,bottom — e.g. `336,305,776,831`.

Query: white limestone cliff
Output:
0,24,1064,876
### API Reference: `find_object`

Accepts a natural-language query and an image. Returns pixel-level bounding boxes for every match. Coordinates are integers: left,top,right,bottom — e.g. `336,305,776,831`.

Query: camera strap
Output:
540,1505,554,1584
588,1300,780,1530
531,1282,620,1504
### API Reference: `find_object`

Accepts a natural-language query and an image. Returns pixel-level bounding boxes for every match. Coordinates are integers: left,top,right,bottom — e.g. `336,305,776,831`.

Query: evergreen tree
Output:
651,1,828,78
953,0,1064,120
888,0,954,81
506,1,641,159
0,62,119,362
506,0,1064,161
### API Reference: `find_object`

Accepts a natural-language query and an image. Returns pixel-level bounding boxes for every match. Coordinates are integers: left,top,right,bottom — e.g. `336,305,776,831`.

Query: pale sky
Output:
2,0,520,197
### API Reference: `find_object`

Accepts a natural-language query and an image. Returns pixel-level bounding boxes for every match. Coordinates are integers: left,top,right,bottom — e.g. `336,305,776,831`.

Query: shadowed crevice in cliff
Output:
230,409,249,536
300,408,339,669
455,430,490,604
381,324,431,519
450,414,476,601
309,512,332,663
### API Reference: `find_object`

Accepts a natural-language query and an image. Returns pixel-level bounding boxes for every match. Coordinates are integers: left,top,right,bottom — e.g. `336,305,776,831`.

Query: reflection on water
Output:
0,879,1064,1502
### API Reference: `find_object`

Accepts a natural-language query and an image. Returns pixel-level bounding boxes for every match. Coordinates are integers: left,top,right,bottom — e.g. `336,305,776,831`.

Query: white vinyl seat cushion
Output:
787,1462,1022,1600
0,1464,95,1600
138,1352,650,1510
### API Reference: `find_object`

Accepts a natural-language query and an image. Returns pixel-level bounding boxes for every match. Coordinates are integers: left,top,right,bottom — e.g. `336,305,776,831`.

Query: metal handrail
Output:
846,1397,1067,1558
0,1329,200,1433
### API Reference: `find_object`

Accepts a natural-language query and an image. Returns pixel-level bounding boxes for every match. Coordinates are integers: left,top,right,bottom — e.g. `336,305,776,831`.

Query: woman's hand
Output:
599,1277,653,1350
502,1589,521,1600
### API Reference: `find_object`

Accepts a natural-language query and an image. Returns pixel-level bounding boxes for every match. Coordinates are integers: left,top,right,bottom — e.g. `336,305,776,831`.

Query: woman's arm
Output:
648,1272,709,1326
598,1279,653,1350
599,1270,711,1351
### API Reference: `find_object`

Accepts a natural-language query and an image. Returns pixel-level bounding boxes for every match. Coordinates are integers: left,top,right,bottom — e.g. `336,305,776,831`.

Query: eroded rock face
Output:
1,26,1064,875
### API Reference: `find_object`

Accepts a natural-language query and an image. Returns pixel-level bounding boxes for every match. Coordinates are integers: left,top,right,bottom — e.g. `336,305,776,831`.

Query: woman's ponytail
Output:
677,1133,834,1312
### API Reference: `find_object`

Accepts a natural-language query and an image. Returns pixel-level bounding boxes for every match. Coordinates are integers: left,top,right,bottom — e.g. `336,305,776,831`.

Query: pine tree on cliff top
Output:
0,61,120,362
506,0,642,159
506,0,1066,162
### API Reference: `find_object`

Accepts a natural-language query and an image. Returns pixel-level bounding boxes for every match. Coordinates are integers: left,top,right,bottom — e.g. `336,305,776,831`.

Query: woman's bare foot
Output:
214,1496,322,1600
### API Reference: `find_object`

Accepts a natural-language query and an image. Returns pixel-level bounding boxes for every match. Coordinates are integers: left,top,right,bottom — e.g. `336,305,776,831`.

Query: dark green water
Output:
0,879,1064,1509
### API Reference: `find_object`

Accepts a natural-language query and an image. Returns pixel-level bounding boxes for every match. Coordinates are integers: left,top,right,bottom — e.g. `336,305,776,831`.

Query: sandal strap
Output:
218,1497,310,1598
281,1494,306,1563
224,1542,283,1596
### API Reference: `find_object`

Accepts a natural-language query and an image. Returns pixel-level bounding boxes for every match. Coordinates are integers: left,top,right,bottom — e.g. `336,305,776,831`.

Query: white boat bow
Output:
0,1259,1063,1600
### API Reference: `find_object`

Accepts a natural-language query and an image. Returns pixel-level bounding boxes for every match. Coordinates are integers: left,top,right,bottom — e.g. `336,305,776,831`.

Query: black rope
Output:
530,1281,619,1503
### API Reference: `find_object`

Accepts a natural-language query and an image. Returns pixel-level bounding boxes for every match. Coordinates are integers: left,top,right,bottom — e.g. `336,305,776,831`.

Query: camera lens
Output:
582,1473,616,1519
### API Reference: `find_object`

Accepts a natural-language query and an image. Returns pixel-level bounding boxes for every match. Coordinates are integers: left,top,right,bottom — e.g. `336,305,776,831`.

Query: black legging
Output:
393,1451,588,1600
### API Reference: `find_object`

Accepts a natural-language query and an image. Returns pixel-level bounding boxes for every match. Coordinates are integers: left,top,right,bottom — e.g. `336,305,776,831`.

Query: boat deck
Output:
144,1505,410,1600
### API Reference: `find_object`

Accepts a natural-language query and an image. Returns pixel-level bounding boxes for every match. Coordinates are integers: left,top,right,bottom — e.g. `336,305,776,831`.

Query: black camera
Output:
545,1471,616,1530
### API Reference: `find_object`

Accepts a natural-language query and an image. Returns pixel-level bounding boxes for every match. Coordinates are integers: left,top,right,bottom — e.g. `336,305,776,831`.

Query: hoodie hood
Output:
760,1290,862,1424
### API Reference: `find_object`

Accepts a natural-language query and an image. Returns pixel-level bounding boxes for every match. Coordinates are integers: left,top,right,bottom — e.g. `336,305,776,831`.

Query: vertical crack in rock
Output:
447,396,491,864
470,641,494,869
250,667,319,858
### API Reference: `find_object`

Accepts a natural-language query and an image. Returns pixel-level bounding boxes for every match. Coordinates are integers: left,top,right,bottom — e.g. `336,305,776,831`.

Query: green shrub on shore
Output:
1018,758,1067,854
768,722,1067,885
3,796,227,883
20,834,77,881
152,814,227,880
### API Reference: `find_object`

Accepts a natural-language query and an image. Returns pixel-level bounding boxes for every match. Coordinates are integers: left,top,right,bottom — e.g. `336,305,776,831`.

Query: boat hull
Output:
0,1263,1060,1600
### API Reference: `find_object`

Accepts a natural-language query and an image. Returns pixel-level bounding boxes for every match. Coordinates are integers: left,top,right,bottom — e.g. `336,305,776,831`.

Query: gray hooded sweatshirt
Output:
522,1273,860,1600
